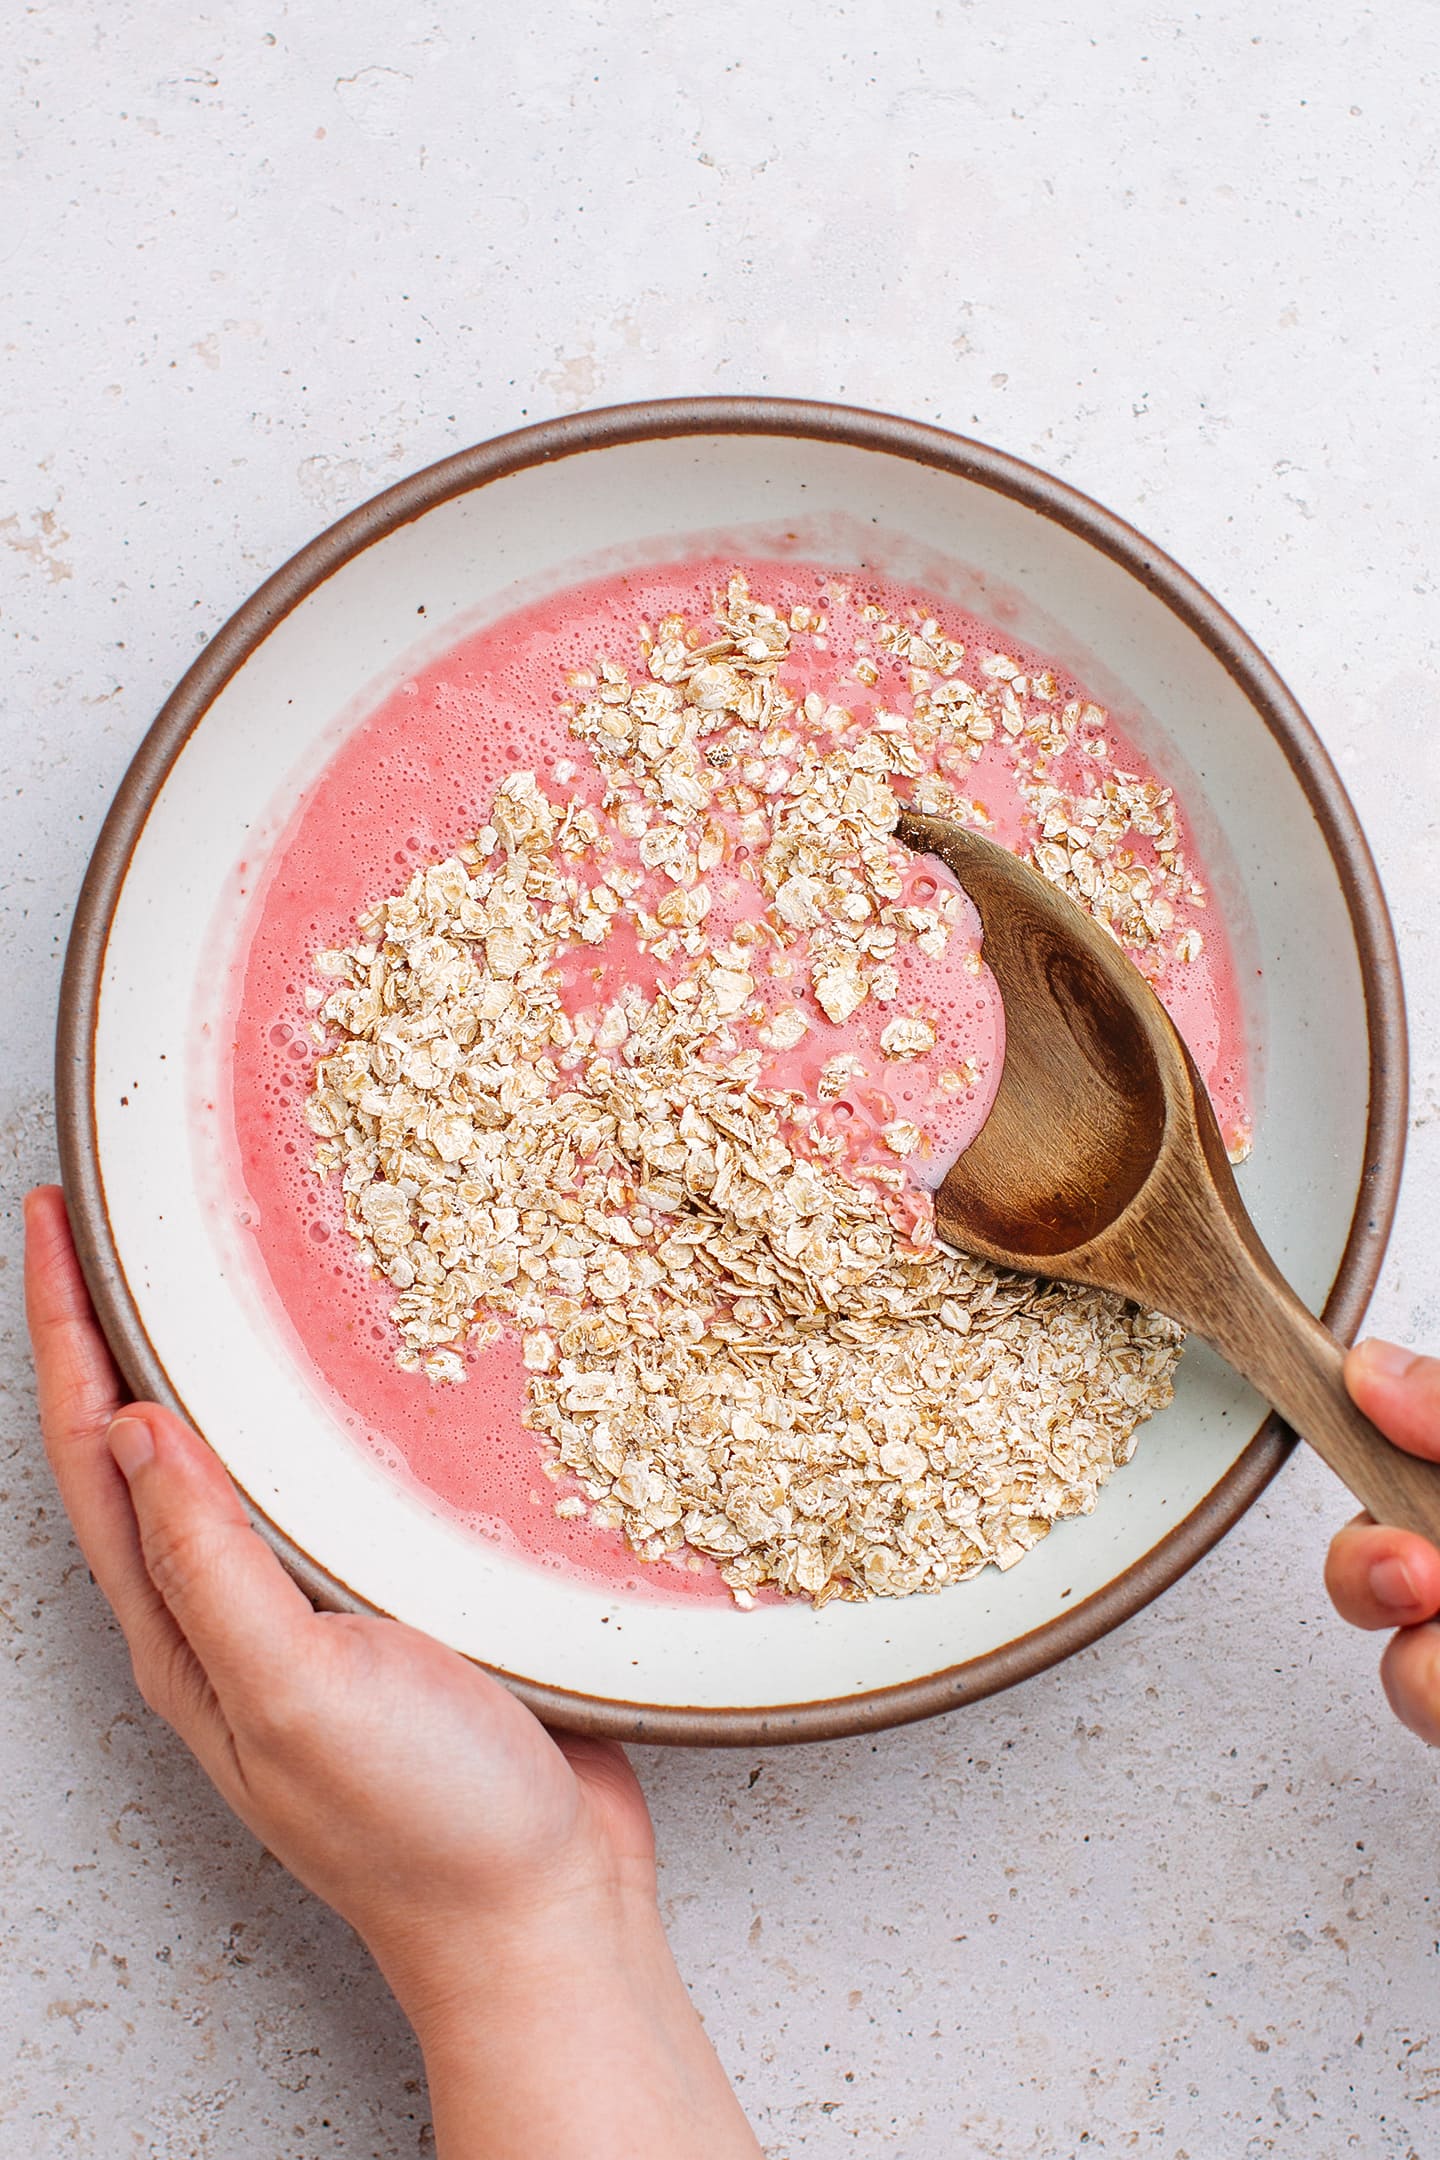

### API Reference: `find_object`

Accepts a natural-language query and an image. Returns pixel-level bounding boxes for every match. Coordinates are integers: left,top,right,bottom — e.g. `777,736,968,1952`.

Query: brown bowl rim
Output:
55,394,1409,1747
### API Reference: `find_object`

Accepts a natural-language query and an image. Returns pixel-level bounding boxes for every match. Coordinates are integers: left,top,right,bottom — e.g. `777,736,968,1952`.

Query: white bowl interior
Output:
94,433,1369,1715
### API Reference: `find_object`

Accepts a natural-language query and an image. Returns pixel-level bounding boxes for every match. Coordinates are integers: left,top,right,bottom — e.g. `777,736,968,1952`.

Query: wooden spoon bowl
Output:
897,807,1440,1542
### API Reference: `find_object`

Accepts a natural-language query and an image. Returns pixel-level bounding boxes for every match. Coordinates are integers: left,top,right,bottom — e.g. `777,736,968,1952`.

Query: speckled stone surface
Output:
5,6,1440,2155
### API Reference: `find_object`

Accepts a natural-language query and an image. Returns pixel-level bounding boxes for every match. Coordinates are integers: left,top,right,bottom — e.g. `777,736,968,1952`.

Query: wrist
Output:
390,1883,761,2159
391,1869,670,2061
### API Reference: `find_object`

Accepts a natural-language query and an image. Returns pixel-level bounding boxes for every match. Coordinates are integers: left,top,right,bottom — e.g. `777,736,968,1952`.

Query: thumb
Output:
109,1407,318,1729
1345,1340,1440,1463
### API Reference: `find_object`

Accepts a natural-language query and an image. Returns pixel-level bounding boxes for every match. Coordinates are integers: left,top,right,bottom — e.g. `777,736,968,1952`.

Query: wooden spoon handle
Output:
1169,1236,1440,1542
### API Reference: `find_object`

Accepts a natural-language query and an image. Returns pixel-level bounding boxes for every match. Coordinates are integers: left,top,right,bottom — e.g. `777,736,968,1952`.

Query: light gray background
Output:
4,5,1439,2155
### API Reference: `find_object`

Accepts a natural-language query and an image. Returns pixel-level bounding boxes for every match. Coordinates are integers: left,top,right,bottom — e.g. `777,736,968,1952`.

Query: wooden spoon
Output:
895,806,1440,1540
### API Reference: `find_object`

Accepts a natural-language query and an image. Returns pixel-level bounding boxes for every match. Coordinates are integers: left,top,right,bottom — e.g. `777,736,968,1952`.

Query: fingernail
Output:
1369,1556,1419,1612
1353,1338,1416,1382
108,1416,155,1479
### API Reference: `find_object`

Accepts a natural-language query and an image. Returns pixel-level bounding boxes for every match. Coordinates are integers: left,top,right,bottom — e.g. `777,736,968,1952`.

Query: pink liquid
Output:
222,558,1250,1603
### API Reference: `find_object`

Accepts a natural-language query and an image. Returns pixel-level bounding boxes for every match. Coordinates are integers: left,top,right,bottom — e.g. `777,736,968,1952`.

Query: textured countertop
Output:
4,6,1439,2154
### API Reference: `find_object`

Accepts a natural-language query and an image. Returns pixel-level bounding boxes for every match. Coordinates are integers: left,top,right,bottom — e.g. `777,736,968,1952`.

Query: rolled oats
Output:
307,573,1195,1606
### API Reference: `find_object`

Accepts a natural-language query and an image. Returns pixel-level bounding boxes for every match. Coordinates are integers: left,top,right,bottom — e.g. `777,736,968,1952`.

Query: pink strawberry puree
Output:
222,558,1251,1604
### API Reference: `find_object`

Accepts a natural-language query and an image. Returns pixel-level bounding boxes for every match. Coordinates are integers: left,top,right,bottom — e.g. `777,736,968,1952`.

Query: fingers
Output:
1380,1625,1440,1747
1345,1338,1440,1461
25,1185,122,1459
1337,1340,1440,1741
23,1187,237,1760
24,1186,162,1622
1324,1516,1440,1631
24,1188,319,1774
107,1405,319,1738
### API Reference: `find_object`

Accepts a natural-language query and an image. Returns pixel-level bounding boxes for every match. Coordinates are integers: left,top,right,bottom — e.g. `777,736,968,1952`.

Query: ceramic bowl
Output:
58,398,1406,1744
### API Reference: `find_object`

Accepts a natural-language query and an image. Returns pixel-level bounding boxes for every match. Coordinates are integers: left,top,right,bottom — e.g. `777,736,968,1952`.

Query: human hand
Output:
24,1186,761,2159
1326,1338,1440,1745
